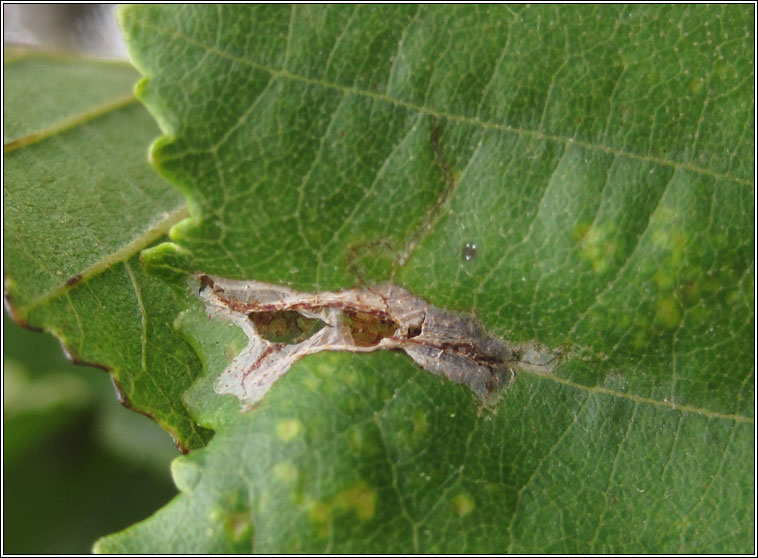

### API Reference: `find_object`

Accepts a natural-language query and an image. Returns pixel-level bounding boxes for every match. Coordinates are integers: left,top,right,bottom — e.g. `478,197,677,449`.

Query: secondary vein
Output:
142,21,753,187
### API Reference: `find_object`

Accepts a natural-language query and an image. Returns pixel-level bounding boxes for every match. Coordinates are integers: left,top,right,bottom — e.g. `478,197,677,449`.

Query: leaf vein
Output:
138,21,754,187
4,94,138,153
506,391,592,553
589,401,639,551
21,205,188,314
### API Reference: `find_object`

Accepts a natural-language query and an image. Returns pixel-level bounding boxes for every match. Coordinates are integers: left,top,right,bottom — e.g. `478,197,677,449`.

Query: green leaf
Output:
3,51,212,450
23,4,754,553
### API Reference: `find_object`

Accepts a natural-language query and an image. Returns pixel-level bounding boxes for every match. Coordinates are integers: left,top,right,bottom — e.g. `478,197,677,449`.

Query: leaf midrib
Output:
3,94,139,153
15,205,188,316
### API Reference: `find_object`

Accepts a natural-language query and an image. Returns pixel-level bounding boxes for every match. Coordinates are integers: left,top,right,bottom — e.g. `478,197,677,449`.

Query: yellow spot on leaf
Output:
335,481,377,521
453,493,475,517
655,296,682,329
276,418,302,441
651,213,686,267
578,224,617,274
306,481,377,530
413,411,428,436
308,500,332,524
223,511,253,543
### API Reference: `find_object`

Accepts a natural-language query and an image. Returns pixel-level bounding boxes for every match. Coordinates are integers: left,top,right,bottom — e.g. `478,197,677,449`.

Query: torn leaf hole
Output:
199,274,215,292
343,309,399,347
194,275,560,410
248,310,325,345
407,322,423,339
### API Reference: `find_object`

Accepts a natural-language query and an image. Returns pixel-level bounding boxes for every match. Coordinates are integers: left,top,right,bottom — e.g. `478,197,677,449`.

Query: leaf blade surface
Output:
99,4,754,553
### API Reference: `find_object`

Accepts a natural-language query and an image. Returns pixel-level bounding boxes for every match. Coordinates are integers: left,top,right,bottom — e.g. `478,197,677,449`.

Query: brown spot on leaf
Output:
65,274,83,287
60,343,111,373
3,293,43,331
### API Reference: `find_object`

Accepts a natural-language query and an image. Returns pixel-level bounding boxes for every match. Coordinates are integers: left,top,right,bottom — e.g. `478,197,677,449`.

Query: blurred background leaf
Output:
3,314,178,554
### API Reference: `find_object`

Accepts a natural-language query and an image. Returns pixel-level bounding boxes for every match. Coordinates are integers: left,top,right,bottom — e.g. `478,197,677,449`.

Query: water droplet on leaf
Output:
462,242,478,262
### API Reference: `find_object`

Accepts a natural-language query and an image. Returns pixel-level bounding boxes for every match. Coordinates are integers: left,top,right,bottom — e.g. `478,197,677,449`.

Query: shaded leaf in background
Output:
3,315,179,554
4,313,98,464
3,52,212,450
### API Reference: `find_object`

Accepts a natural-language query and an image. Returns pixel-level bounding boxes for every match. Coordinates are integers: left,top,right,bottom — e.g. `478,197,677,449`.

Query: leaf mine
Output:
194,274,559,409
